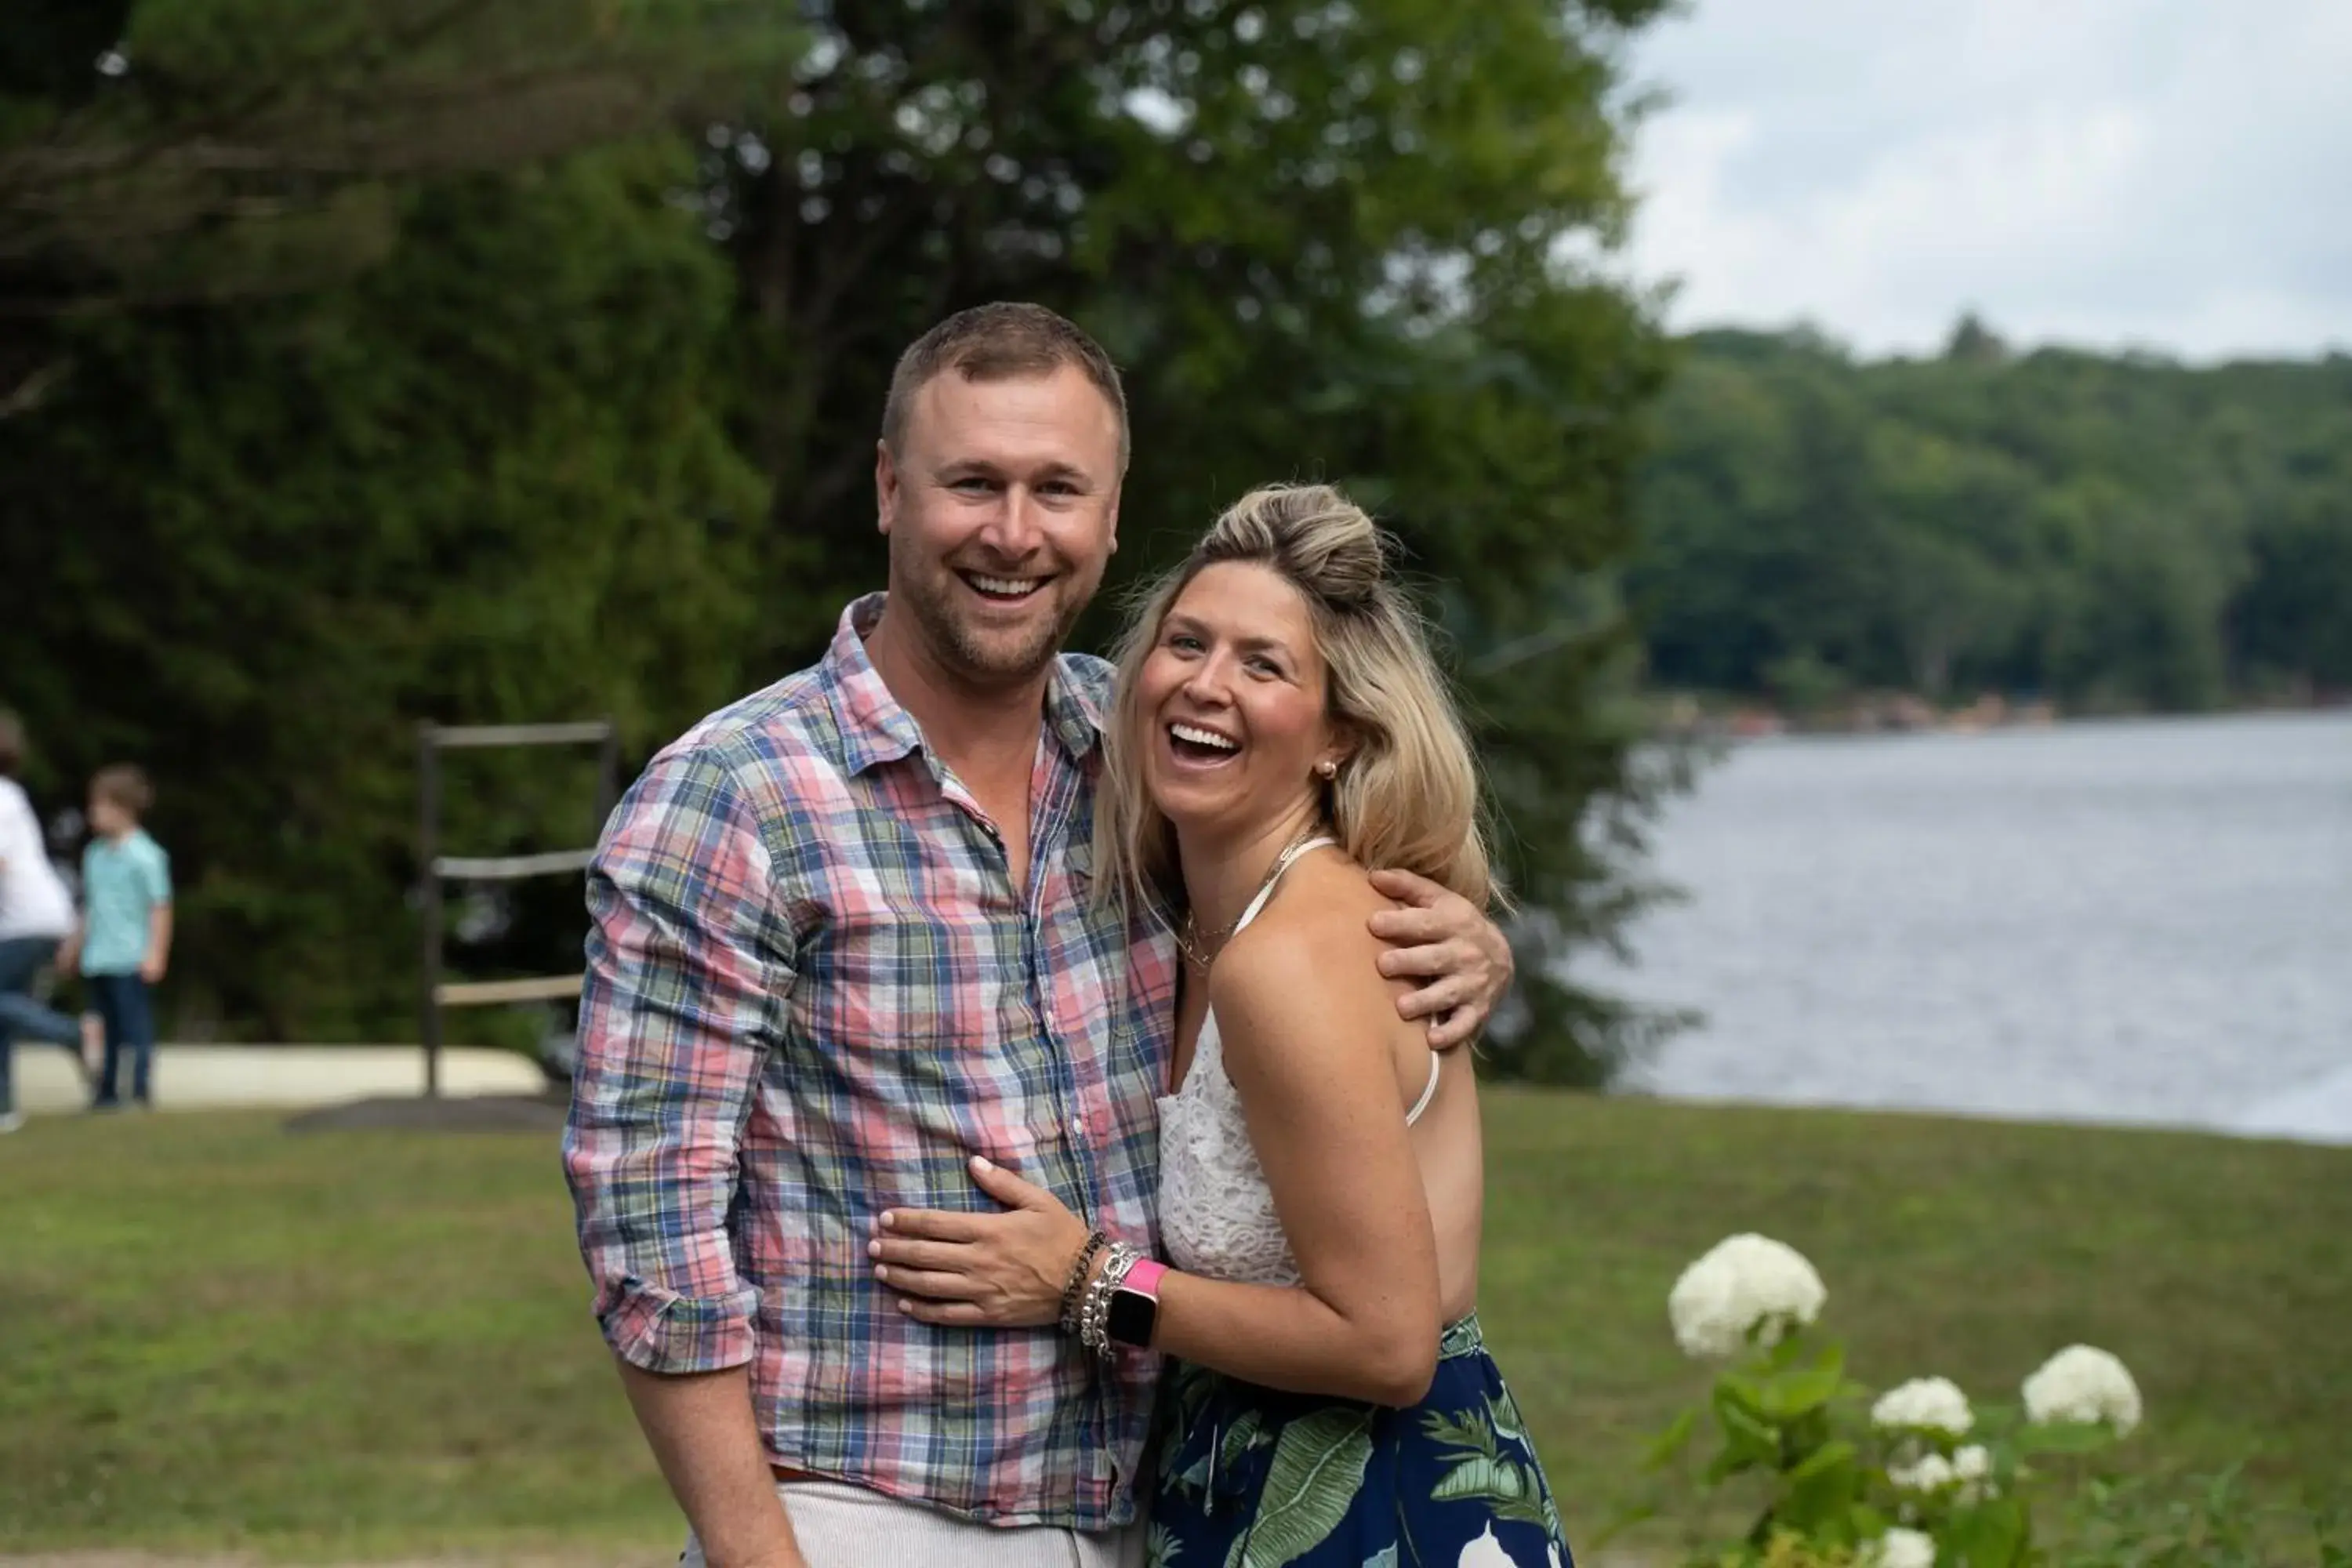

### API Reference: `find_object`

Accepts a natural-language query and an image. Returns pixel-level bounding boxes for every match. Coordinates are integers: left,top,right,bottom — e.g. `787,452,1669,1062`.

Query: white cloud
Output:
1617,0,2352,360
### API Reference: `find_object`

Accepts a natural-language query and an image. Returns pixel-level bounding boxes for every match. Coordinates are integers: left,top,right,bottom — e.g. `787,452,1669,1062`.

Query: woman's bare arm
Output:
1141,909,1443,1402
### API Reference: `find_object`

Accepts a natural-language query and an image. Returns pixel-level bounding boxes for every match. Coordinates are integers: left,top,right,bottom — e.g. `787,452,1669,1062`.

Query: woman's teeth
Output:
1169,723,1239,756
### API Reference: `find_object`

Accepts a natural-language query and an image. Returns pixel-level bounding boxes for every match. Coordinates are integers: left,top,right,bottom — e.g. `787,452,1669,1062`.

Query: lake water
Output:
1587,711,2352,1144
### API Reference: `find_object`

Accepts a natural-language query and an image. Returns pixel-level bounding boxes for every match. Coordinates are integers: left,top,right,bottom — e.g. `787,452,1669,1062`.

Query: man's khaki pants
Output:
681,1479,1147,1568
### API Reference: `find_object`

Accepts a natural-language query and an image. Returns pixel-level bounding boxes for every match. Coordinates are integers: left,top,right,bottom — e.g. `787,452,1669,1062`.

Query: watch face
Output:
1105,1287,1158,1348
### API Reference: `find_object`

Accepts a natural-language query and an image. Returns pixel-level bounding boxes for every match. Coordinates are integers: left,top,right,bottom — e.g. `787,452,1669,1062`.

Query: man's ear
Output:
875,439,899,535
1104,479,1122,556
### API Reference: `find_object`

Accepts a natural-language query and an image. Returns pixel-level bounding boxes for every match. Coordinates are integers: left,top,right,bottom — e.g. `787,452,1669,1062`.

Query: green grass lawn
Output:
3,1091,2347,1560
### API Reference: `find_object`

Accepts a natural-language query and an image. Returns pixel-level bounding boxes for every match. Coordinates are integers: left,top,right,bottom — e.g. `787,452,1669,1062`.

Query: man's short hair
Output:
881,302,1130,471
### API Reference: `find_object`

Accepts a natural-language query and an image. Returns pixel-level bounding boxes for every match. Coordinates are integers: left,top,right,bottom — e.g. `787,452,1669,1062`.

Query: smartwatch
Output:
1105,1257,1167,1348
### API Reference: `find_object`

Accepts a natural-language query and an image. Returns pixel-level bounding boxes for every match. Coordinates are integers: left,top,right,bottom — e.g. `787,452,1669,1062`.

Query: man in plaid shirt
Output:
562,303,1512,1568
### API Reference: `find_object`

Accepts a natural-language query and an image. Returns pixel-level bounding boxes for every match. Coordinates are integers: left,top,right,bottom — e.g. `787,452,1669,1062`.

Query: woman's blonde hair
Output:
1094,483,1500,921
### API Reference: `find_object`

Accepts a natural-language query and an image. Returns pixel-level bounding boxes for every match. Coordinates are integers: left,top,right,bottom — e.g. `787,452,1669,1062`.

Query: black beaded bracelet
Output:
1058,1229,1109,1334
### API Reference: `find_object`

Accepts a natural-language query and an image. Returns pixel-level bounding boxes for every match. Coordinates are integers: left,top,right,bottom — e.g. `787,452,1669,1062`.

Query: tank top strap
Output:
1230,834,1337,937
1404,1051,1442,1125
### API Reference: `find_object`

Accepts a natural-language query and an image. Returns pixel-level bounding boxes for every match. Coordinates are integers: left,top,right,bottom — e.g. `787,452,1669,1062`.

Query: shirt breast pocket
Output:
795,880,1061,1174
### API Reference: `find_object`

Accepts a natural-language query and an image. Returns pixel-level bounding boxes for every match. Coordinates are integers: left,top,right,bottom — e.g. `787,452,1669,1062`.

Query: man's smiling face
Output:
876,362,1123,689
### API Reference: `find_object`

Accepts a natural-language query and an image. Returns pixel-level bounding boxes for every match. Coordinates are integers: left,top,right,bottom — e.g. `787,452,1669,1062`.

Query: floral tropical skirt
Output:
1145,1315,1572,1568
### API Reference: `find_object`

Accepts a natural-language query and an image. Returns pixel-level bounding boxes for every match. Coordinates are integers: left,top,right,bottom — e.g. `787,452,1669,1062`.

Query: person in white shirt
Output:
0,711,89,1132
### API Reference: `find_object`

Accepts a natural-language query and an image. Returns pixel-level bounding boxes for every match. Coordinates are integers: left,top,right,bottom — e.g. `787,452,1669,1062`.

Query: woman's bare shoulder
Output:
1209,854,1409,1034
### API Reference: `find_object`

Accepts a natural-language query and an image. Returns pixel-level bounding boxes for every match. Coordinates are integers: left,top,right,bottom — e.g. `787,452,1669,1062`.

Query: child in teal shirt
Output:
60,765,172,1109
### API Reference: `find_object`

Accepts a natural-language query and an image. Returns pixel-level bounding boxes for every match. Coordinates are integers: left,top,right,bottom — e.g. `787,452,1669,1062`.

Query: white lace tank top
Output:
1156,837,1443,1287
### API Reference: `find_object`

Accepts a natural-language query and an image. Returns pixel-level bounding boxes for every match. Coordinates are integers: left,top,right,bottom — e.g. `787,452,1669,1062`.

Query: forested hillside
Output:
1632,321,2352,716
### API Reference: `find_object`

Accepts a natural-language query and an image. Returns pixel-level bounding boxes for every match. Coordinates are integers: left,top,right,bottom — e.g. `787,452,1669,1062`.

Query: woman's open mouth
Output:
1166,720,1242,767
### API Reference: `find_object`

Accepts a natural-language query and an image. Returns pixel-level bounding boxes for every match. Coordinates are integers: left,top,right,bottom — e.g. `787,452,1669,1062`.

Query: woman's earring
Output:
1316,759,1339,780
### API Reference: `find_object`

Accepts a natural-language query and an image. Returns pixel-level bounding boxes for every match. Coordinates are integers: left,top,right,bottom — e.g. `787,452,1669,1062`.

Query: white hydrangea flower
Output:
1951,1443,1995,1504
1871,1376,1974,1435
2023,1345,2143,1436
1863,1526,1938,1568
1665,1233,1828,1359
1889,1451,1956,1493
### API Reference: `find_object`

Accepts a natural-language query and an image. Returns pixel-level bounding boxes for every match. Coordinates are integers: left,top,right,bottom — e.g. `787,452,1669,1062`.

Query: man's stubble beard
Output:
899,555,1091,690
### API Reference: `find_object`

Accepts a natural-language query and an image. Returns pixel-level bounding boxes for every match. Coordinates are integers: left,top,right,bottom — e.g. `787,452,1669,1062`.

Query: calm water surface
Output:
1587,711,2352,1143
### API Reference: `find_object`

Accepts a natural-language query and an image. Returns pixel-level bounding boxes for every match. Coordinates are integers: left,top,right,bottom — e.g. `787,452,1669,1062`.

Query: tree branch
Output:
0,357,72,419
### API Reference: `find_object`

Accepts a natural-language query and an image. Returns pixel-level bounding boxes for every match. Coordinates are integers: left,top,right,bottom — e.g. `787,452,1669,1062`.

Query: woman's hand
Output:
1365,867,1515,1051
869,1156,1092,1329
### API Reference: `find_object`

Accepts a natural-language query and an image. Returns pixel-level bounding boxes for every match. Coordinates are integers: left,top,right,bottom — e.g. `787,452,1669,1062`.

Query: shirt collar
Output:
1043,652,1106,767
824,592,1104,775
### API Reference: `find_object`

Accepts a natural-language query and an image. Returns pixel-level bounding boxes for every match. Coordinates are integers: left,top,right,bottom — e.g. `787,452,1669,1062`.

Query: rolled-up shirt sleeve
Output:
561,742,791,1375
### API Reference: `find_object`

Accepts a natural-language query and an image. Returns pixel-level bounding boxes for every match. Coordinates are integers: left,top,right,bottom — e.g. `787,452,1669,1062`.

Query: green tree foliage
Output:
1631,328,2352,713
0,0,781,300
0,0,786,429
0,2,1678,1080
0,145,768,1039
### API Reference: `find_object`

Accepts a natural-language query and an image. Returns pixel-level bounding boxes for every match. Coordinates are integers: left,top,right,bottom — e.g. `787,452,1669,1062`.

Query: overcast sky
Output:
1615,1,2352,362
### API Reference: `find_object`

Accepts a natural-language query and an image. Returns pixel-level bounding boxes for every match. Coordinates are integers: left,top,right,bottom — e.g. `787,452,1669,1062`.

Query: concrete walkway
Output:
9,1042,546,1116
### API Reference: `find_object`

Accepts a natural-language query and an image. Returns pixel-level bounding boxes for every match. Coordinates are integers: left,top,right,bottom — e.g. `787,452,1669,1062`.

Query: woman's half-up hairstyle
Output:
1095,483,1501,923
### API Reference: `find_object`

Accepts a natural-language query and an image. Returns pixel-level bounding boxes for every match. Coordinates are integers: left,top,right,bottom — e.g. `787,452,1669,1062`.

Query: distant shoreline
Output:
1648,688,2352,742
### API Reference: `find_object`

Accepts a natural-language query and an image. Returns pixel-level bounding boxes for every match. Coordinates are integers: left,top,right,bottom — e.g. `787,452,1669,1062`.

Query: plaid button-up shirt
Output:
562,593,1175,1530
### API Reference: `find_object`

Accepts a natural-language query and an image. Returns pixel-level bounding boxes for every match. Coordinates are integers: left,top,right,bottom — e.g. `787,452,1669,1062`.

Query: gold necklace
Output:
1175,826,1320,971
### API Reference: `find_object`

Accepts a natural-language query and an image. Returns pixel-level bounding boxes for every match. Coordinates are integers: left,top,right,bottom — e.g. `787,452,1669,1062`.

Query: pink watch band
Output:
1123,1258,1168,1298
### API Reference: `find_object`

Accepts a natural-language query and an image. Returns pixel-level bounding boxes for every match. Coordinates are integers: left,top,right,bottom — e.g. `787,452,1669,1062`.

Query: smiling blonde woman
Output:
876,485,1573,1568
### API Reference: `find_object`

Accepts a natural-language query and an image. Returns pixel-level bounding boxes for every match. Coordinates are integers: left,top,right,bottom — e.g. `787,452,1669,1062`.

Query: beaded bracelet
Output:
1058,1229,1109,1335
1079,1243,1142,1357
